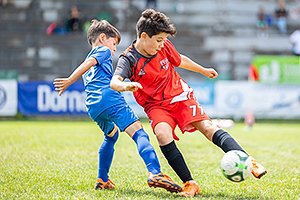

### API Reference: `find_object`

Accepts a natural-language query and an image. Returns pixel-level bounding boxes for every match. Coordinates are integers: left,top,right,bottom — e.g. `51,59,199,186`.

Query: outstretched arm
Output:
53,57,97,96
179,54,218,79
110,75,143,92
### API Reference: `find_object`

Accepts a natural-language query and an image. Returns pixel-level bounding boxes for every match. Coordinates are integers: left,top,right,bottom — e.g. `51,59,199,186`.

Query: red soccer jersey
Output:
115,39,193,112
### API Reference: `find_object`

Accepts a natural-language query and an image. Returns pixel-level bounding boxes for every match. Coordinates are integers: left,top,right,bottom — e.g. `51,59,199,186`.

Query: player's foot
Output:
249,157,267,179
147,172,182,193
179,180,200,197
95,178,115,190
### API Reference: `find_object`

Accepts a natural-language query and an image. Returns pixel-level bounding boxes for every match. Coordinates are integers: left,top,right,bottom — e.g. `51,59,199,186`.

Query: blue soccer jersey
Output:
82,46,126,120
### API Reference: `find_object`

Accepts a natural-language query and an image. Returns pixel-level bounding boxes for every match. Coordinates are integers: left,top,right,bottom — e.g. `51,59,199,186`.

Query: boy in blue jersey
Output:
53,19,181,193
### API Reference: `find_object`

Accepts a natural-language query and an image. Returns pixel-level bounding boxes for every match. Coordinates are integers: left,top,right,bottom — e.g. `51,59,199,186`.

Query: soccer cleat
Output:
147,172,182,193
249,157,267,179
95,178,115,190
179,180,200,197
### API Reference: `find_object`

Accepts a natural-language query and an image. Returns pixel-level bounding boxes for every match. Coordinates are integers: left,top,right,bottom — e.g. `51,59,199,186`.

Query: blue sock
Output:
98,130,119,182
132,128,161,174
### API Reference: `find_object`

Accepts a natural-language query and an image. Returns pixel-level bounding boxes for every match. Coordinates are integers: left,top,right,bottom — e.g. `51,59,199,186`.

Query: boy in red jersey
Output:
111,9,267,197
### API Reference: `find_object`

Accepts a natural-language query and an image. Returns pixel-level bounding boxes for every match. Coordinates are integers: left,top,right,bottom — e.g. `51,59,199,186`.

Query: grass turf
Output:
0,121,299,199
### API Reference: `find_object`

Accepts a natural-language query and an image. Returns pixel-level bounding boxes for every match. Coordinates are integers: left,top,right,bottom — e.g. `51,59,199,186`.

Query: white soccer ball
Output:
220,150,252,182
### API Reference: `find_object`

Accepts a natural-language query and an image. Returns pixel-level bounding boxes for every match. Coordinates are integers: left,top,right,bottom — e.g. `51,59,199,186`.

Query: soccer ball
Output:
220,150,251,182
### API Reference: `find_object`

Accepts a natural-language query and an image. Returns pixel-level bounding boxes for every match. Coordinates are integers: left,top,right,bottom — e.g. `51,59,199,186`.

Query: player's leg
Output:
125,121,160,174
94,113,118,190
97,126,118,185
125,121,181,193
176,98,266,179
154,122,200,197
148,108,199,197
193,120,244,152
155,122,193,183
193,120,267,178
114,104,181,193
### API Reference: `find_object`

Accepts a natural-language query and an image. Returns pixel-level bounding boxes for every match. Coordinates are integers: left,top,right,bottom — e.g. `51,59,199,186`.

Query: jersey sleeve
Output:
91,46,111,64
91,47,112,74
114,55,133,79
164,39,181,67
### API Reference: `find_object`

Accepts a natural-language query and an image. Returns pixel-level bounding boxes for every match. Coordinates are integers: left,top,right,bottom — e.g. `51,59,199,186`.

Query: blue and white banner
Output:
215,81,300,119
18,81,87,116
0,80,17,116
16,80,300,119
188,81,215,106
188,81,216,116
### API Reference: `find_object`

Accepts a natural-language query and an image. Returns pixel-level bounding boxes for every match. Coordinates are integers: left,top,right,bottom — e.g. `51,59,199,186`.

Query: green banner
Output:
251,55,300,84
0,70,18,79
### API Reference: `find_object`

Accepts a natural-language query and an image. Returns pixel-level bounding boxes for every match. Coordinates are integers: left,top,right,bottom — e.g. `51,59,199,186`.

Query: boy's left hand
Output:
124,82,143,92
204,68,218,79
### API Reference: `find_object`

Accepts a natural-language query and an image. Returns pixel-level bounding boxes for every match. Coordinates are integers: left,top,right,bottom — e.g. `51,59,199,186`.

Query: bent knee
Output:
154,122,174,145
198,120,219,140
106,127,119,142
107,126,118,137
125,120,143,136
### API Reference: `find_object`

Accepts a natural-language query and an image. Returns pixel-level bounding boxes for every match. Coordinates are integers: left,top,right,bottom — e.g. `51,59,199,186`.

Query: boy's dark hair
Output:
136,9,176,38
87,19,121,46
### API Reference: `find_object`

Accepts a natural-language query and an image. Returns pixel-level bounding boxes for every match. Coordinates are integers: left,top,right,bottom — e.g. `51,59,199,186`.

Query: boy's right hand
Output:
124,82,143,92
204,68,218,79
53,78,71,96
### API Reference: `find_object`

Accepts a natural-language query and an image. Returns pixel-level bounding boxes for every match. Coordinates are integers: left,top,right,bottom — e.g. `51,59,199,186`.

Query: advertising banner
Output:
188,81,215,106
0,80,17,116
187,81,216,116
18,81,87,116
215,81,300,119
251,55,300,84
16,80,300,119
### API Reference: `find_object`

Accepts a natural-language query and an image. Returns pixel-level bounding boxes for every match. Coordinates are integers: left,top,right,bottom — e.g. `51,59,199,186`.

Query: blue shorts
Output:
94,103,139,136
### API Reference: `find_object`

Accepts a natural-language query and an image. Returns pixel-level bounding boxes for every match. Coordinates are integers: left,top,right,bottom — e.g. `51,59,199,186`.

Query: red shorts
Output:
147,99,210,140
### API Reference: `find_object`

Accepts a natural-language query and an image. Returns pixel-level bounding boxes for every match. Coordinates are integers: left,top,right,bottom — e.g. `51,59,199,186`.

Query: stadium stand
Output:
0,0,298,81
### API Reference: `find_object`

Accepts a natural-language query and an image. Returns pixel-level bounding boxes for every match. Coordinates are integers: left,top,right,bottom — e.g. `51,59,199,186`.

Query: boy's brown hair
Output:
87,19,121,46
136,9,176,38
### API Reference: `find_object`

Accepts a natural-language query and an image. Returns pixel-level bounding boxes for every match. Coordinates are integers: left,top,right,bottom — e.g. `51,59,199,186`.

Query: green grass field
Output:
0,121,299,200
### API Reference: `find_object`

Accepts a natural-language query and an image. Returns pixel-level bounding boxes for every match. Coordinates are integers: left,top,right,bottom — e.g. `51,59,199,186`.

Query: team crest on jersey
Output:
138,68,146,76
160,58,169,70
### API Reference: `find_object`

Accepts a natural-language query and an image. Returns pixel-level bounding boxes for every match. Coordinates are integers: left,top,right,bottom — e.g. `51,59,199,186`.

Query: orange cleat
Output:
249,157,267,179
95,178,115,190
147,172,182,193
179,180,200,197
